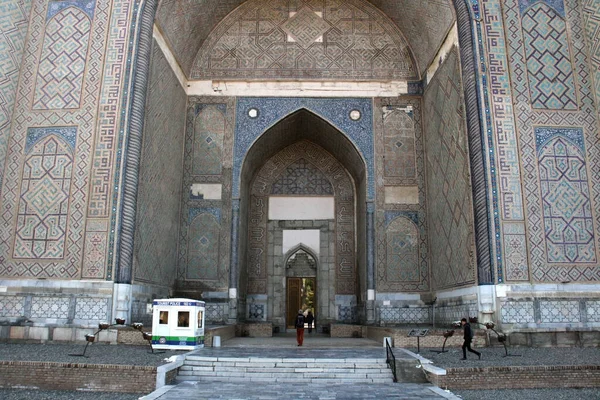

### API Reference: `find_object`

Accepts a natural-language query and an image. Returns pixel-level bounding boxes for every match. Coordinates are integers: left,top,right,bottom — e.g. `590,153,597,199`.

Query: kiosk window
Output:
177,311,190,327
197,311,203,328
159,311,169,325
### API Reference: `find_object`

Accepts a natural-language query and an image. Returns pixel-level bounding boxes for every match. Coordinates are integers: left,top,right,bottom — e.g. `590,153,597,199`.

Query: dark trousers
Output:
296,328,304,346
462,340,480,358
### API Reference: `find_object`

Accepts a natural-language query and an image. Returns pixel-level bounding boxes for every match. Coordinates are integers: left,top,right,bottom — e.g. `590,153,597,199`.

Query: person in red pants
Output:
295,310,305,346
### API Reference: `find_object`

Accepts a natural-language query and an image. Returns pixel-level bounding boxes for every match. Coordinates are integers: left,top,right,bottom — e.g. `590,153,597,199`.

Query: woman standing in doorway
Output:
305,310,315,334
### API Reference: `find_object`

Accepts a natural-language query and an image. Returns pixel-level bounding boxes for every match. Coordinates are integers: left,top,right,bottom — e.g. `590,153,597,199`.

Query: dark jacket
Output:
305,312,314,325
463,323,473,341
295,314,305,329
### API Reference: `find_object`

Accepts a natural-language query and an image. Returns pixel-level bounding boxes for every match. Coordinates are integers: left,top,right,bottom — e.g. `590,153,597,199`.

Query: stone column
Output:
366,201,375,323
112,283,132,323
228,199,240,323
115,0,158,285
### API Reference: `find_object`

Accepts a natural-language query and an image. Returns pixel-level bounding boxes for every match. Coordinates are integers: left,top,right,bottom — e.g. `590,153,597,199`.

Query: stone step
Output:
177,355,393,384
176,375,391,384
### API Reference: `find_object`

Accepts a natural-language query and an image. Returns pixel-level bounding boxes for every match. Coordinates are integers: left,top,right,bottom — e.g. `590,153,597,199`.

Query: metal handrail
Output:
385,339,398,383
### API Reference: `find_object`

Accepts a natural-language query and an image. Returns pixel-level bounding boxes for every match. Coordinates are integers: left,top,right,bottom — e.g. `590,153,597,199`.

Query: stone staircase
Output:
176,354,394,384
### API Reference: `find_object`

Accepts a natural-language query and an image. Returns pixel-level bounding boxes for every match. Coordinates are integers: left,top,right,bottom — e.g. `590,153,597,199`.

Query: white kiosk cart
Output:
151,298,205,350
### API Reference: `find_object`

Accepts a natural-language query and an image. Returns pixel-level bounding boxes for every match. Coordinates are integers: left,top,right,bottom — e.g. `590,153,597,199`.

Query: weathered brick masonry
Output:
0,361,158,393
427,365,600,390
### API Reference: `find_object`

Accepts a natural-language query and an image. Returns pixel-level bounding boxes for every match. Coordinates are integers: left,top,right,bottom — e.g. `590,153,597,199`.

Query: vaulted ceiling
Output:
155,0,456,80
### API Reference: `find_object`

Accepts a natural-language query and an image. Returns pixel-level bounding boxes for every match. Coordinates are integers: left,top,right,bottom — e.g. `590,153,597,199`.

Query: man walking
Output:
460,318,481,360
295,310,305,346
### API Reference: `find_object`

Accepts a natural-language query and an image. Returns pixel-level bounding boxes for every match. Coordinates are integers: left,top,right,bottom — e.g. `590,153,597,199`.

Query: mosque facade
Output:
0,0,599,339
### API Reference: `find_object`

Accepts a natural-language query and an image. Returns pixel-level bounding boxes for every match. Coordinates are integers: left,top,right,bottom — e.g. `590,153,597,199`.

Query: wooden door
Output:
287,278,301,328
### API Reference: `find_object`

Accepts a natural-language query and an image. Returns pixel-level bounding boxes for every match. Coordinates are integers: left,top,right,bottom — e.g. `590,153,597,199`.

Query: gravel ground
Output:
453,388,600,400
0,343,186,366
409,346,600,368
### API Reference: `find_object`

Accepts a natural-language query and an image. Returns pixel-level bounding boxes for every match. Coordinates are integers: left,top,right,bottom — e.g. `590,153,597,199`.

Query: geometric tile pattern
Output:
74,297,108,320
522,3,578,110
14,131,75,259
503,222,530,280
423,48,476,290
379,307,430,324
30,296,70,319
383,109,416,179
0,0,118,279
0,0,32,192
82,220,107,278
248,141,355,295
540,300,580,323
434,301,478,326
33,7,91,110
187,213,220,281
132,39,186,286
385,216,420,282
281,7,329,48
536,129,596,264
338,306,356,323
374,98,429,293
271,158,333,195
500,300,535,324
191,0,417,80
0,295,25,317
179,97,234,291
518,0,566,17
582,0,600,120
88,0,135,222
587,300,600,322
205,303,227,323
481,0,525,224
502,0,600,282
193,105,224,175
247,303,265,321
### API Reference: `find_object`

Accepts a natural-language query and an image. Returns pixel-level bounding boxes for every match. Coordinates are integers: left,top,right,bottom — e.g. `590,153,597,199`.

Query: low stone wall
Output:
427,365,600,390
0,325,118,344
366,326,486,348
117,327,148,345
506,330,600,347
204,325,236,346
330,324,368,338
236,322,272,337
0,361,157,393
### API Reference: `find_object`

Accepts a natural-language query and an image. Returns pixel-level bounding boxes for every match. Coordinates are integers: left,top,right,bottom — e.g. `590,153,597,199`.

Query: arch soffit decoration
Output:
190,0,418,80
240,108,367,196
283,244,319,270
155,0,457,78
251,140,353,198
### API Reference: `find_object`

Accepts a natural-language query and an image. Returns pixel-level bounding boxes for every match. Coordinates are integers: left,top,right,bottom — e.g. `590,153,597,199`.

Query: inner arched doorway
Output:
238,110,367,332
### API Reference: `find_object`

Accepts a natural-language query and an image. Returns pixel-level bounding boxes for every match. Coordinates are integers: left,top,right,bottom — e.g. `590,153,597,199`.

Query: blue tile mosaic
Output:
518,0,565,17
189,207,221,223
233,97,374,199
47,0,96,20
384,211,419,228
195,103,227,116
26,127,77,153
535,126,585,154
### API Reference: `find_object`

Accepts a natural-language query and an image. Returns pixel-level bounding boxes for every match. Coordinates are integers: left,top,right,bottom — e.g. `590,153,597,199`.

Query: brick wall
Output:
428,365,600,390
204,325,236,346
331,324,368,338
236,323,272,337
0,361,157,393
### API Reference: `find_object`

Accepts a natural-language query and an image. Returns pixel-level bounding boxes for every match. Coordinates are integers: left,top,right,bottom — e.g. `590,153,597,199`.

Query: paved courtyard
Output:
1,336,599,399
